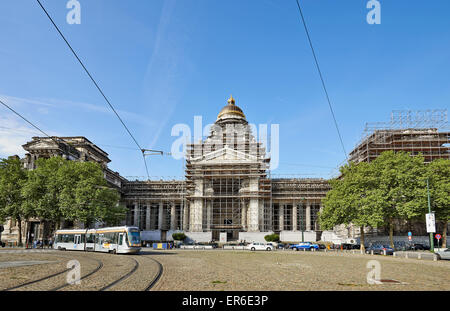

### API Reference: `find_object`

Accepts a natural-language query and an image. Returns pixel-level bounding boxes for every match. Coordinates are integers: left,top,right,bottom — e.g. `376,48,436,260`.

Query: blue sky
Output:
0,0,449,179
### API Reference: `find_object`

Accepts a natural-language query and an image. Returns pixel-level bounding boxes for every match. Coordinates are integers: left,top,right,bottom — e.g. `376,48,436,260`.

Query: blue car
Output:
290,242,319,251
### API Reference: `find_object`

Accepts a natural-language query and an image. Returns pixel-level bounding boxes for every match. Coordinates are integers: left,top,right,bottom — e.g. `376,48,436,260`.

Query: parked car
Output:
315,243,327,249
351,244,361,250
411,243,429,251
247,242,273,251
289,242,319,251
365,244,394,255
276,243,286,249
435,248,450,260
341,243,353,250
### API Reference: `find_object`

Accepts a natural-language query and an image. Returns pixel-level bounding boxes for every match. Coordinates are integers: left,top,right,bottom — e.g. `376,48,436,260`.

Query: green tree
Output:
320,161,383,252
264,234,280,242
172,232,186,241
22,157,67,228
371,151,427,248
427,159,450,247
23,157,123,230
58,161,123,227
0,157,28,245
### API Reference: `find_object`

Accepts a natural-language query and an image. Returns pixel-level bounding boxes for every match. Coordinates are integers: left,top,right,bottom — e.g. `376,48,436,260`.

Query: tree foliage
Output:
320,151,433,249
264,234,280,242
0,157,28,245
172,233,186,241
320,161,383,251
0,156,126,236
427,159,450,246
22,157,124,228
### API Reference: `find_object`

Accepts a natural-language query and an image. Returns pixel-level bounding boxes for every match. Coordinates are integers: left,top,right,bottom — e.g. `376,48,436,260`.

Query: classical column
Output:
206,200,212,231
306,203,311,231
145,203,151,231
133,201,139,227
190,200,203,232
248,199,259,232
279,204,284,231
170,202,176,230
150,204,157,229
241,201,247,231
247,178,260,232
292,204,298,231
158,202,164,230
190,179,204,232
259,201,264,231
182,201,189,231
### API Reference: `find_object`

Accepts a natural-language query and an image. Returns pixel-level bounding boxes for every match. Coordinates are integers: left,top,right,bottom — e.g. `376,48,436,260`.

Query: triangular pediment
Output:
191,146,259,164
23,140,59,150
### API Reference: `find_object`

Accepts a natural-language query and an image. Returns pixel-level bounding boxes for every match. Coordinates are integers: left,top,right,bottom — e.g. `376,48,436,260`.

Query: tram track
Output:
99,257,139,291
143,256,163,291
50,256,104,291
2,252,102,291
1,250,164,291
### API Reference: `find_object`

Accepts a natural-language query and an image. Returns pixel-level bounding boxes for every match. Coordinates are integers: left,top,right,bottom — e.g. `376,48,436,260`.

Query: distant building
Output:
336,110,450,244
1,104,448,246
349,128,450,163
1,136,125,246
122,96,330,243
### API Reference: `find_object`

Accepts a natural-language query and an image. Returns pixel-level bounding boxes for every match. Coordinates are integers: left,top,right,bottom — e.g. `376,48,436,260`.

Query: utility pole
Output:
427,178,434,252
301,197,305,242
140,149,164,229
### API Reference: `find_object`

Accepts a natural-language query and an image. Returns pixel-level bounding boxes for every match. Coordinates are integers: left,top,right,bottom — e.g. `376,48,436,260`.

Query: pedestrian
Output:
48,237,53,249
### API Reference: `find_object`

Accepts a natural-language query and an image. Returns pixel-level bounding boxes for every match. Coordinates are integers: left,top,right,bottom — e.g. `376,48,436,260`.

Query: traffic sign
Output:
426,213,436,233
408,232,412,237
435,234,441,240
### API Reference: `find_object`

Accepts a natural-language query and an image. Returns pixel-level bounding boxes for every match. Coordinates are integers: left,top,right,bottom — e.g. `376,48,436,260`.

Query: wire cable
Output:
294,0,348,161
36,0,150,179
0,99,79,159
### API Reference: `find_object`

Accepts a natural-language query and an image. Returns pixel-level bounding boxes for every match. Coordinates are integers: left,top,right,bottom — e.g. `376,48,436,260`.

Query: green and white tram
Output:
54,226,141,254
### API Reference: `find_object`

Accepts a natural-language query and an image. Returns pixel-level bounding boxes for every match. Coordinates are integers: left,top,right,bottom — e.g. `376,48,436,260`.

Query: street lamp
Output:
300,197,305,242
426,178,434,253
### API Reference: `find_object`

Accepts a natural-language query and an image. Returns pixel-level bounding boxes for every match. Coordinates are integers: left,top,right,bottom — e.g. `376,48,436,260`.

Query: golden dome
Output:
217,95,246,119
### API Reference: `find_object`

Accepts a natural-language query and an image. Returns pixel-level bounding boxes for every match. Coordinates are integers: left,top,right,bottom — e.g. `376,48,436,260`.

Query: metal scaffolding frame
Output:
350,109,450,163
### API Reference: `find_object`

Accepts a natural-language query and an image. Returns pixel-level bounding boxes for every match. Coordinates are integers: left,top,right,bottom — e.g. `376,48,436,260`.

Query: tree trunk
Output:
442,220,448,249
389,219,394,249
17,217,22,247
360,226,365,254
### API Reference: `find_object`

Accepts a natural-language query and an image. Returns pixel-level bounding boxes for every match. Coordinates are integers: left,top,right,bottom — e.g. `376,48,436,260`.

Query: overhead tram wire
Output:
35,0,152,180
0,99,79,159
294,0,348,161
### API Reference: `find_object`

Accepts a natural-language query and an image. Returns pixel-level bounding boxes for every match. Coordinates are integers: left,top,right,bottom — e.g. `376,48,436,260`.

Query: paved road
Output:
1,249,448,291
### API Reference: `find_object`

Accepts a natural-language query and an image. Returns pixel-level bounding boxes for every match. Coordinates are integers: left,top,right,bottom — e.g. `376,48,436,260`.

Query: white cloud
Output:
0,94,158,128
0,114,56,157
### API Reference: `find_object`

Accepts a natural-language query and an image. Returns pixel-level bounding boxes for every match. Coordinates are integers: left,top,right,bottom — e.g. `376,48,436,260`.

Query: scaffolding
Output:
120,97,331,240
183,117,271,240
121,180,187,233
350,109,450,163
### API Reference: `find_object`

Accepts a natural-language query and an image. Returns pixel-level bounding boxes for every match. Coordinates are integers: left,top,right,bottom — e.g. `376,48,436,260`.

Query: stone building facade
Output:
1,136,125,245
121,96,331,243
2,100,448,246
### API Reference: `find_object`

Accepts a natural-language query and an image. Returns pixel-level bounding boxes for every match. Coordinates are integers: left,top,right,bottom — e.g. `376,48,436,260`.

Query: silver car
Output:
435,248,450,260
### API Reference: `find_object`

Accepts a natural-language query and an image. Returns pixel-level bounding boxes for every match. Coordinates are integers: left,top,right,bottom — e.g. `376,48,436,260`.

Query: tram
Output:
53,226,141,254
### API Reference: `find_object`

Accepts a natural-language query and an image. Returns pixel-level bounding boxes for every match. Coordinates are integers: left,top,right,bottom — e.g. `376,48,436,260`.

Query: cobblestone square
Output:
1,249,448,291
